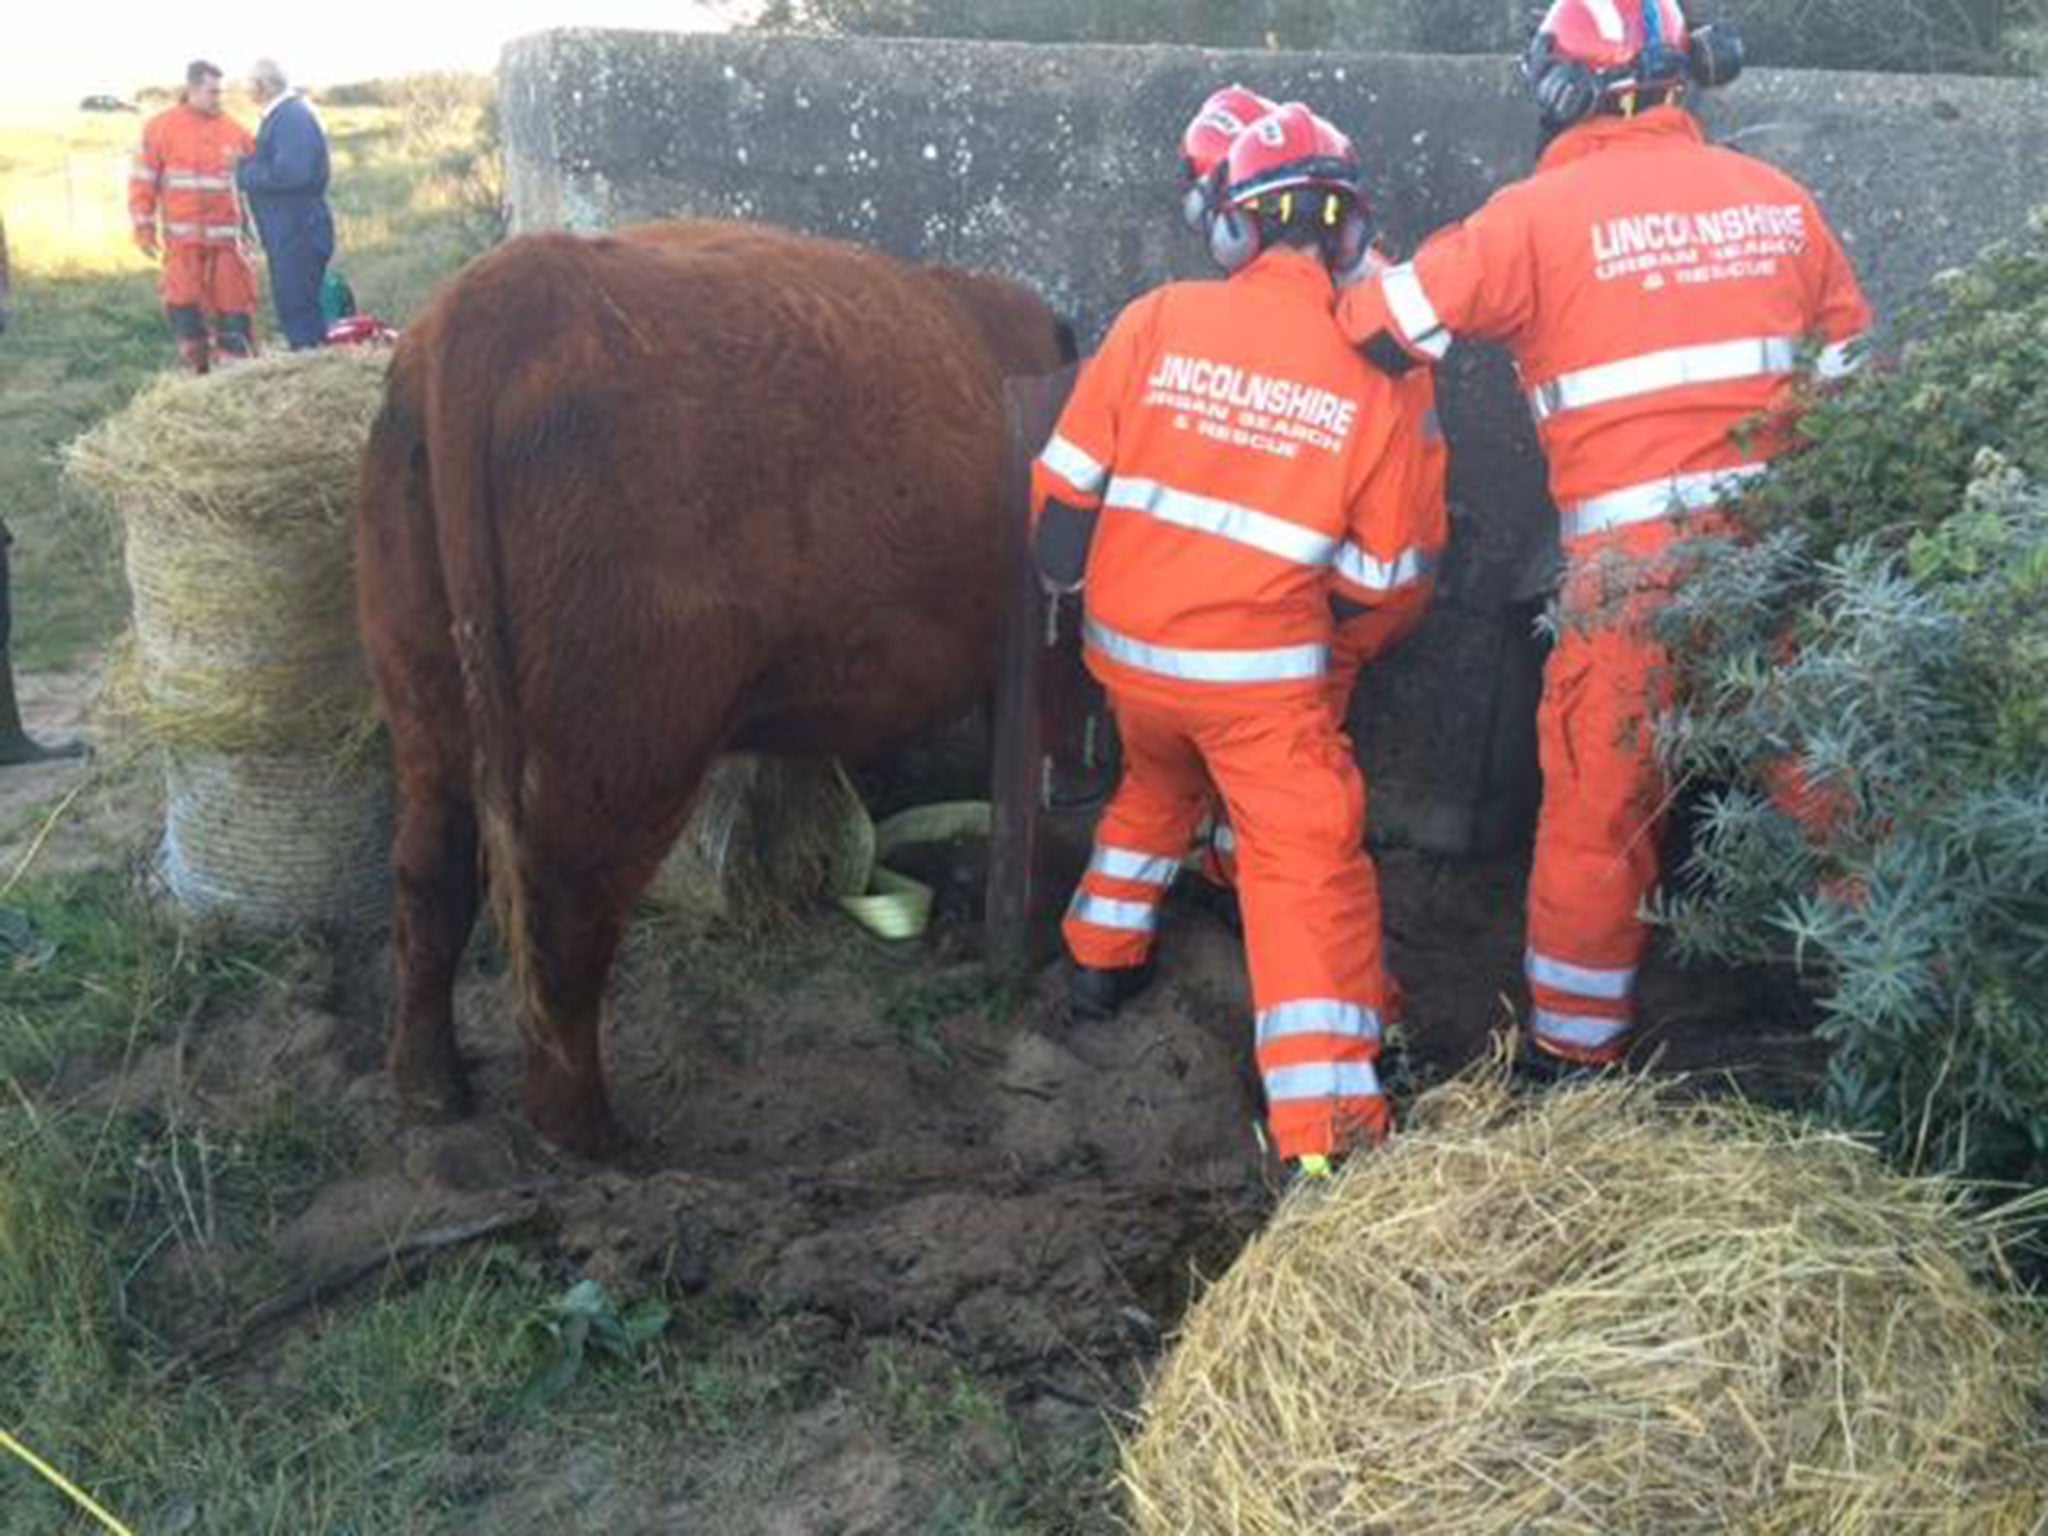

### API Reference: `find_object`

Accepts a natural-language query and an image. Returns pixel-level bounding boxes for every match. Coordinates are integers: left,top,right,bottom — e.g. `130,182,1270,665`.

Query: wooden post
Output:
985,368,1075,980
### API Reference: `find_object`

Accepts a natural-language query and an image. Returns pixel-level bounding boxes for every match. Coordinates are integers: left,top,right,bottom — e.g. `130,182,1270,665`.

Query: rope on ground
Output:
0,1428,135,1536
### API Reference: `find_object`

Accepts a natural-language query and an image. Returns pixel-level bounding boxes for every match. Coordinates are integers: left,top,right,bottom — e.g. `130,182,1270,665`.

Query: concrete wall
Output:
500,31,2048,852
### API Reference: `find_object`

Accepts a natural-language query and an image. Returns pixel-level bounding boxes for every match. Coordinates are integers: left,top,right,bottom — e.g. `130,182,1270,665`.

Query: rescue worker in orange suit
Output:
1176,86,1449,895
131,60,259,372
1338,0,1872,1072
1034,105,1435,1176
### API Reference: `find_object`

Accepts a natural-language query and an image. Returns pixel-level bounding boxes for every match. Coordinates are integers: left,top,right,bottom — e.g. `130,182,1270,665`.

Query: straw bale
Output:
63,349,388,758
162,747,393,931
1124,1070,2048,1535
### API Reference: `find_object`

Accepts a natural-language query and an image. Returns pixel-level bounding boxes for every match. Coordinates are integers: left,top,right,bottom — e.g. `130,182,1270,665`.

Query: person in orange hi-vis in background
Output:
1337,0,1871,1075
131,60,259,372
1175,86,1448,906
1033,103,1436,1179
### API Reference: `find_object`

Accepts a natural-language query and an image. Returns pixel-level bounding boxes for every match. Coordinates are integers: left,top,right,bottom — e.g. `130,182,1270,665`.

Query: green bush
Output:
1653,208,2048,1183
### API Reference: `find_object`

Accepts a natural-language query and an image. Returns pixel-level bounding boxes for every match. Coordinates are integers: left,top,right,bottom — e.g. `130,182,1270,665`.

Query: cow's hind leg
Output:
516,861,634,1156
499,704,728,1156
386,744,482,1117
511,818,697,1158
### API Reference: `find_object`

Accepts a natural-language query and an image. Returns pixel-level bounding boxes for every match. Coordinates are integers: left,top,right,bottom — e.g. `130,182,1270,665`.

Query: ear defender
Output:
1688,23,1746,89
1524,33,1602,131
1206,199,1263,273
1326,194,1375,285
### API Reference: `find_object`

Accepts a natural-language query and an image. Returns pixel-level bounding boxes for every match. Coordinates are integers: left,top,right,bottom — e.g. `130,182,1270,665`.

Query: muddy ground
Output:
4,660,1828,1531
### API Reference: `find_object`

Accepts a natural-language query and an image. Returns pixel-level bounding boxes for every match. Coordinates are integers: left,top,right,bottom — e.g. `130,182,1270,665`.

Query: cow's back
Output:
433,223,1054,767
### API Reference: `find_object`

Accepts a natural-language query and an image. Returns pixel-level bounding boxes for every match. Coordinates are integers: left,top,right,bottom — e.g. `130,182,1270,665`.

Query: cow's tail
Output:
422,340,551,1057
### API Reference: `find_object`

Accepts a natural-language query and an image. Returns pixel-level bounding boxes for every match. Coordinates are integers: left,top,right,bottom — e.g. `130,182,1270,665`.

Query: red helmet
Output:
1179,84,1276,230
1539,0,1688,71
1209,104,1371,279
1219,103,1361,210
1181,84,1277,185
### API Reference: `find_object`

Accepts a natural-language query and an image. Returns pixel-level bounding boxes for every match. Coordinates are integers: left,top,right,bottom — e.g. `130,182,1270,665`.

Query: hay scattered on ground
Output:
1124,1067,2048,1535
63,349,389,758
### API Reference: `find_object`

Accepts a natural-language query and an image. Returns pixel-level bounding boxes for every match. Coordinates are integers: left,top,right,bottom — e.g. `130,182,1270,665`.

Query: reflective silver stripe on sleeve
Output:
1527,336,1801,424
162,221,200,236
1067,892,1159,933
1816,336,1865,380
1105,477,1339,569
1381,264,1451,361
1559,463,1770,541
1088,845,1179,887
203,224,244,240
1037,432,1108,496
1334,541,1437,596
130,168,157,183
1256,1000,1384,1049
1530,1009,1632,1052
1084,619,1327,685
1525,948,1635,1002
163,172,235,191
1264,1061,1384,1103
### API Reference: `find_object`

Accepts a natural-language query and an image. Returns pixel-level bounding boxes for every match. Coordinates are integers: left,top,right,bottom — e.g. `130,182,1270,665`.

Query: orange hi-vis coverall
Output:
1203,289,1447,888
1338,106,1872,1066
1032,245,1434,1161
131,101,258,369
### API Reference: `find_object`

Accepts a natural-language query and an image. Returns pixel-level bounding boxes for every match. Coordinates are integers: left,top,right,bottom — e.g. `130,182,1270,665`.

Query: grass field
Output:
0,94,498,673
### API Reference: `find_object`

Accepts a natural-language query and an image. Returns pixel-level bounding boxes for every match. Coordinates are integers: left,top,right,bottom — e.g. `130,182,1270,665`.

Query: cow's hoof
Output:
389,1058,476,1122
529,1096,625,1161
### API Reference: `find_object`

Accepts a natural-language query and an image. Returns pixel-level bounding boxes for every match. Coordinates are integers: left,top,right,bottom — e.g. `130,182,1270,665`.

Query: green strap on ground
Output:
830,778,991,941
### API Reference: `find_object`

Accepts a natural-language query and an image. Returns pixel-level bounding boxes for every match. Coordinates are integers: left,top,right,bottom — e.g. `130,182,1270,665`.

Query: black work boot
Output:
0,539,84,767
213,311,256,366
1511,1035,1621,1090
1065,961,1154,1023
167,303,210,373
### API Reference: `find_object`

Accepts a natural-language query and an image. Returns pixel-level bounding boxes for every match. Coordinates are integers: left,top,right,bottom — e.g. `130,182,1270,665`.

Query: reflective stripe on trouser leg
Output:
1062,691,1211,972
1524,610,1673,1065
1203,697,1389,1160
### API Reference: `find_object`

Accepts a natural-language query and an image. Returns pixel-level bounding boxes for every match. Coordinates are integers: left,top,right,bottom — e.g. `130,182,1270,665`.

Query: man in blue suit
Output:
237,59,334,350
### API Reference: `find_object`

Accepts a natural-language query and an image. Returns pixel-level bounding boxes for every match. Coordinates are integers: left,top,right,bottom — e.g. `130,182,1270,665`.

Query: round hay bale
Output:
162,747,393,929
1123,1072,2048,1535
64,350,393,929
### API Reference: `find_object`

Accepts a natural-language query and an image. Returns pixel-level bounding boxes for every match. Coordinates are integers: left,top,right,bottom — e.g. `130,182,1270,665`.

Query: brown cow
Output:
357,220,1070,1155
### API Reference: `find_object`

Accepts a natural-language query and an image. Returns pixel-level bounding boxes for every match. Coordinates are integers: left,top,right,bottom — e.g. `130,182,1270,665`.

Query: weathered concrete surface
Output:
500,32,2048,852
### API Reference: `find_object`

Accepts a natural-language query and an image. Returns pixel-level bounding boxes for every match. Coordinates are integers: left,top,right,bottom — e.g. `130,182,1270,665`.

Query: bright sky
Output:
4,0,761,106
